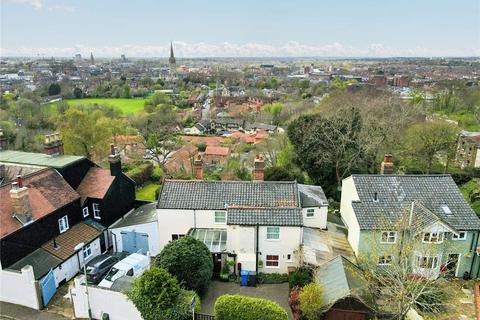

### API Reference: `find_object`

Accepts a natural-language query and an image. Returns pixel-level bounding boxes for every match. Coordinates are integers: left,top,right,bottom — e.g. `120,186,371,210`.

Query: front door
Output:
213,253,222,275
446,254,460,277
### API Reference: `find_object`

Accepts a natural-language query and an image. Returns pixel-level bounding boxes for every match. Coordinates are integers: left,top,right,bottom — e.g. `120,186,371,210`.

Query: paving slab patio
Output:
202,280,293,319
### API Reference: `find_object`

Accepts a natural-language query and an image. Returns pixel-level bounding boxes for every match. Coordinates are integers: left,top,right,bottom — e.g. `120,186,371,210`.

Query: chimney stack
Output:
10,176,33,225
0,129,7,151
194,155,203,180
44,133,64,156
380,154,395,175
108,144,122,176
253,154,265,181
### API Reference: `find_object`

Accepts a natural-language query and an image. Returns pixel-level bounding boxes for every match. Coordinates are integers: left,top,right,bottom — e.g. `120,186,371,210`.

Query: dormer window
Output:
422,232,444,244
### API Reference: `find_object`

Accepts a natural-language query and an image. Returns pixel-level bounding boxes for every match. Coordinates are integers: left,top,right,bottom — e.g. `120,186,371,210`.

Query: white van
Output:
98,253,150,288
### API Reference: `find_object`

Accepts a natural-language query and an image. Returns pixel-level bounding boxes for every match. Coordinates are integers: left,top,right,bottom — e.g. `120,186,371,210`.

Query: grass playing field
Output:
66,98,146,114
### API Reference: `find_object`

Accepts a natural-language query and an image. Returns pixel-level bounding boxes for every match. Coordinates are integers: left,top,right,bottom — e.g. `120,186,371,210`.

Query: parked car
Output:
98,253,150,288
85,254,119,285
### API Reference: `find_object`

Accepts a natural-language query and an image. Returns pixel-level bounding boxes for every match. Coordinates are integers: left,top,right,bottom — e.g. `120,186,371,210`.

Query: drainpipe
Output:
469,231,479,278
255,223,259,276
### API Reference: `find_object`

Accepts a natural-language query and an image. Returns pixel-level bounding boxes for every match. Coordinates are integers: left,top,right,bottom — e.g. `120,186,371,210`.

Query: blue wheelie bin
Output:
240,270,249,286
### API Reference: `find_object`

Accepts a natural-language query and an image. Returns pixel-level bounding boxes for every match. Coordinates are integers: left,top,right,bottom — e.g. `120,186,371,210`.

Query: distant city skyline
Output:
1,0,479,58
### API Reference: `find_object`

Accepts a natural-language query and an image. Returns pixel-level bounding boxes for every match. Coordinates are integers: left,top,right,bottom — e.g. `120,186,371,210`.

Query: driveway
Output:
202,281,293,319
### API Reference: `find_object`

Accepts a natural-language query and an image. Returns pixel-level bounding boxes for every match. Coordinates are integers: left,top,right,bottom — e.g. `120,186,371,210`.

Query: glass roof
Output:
188,228,227,253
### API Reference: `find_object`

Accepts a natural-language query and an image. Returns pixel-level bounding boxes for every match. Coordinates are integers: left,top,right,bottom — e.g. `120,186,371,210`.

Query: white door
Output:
63,256,80,281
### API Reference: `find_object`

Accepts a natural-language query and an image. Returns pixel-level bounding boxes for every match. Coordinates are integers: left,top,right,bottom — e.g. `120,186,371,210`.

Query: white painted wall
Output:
71,276,142,320
0,266,41,310
340,176,361,255
110,222,160,256
157,209,195,250
302,206,327,229
475,147,480,168
53,238,102,287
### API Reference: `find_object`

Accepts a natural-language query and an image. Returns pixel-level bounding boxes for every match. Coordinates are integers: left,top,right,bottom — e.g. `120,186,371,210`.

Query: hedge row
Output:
214,294,288,320
126,162,153,185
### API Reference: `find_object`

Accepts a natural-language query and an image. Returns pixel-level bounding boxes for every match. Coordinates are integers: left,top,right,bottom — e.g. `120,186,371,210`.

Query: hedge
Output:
214,294,288,320
257,272,289,284
126,162,153,185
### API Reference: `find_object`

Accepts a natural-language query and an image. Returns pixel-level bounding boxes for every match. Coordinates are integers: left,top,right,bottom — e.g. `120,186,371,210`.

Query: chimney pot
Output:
253,154,265,181
194,155,203,180
11,181,19,191
380,154,395,175
16,175,23,188
110,143,115,155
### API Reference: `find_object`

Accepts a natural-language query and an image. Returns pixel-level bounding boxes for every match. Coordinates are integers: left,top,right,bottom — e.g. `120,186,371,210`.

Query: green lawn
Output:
136,183,161,201
460,179,480,217
66,98,146,114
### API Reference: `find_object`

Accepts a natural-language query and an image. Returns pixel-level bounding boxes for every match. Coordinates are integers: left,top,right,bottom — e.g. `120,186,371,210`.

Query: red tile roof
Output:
165,144,198,173
180,135,225,147
42,222,101,261
76,167,115,201
0,168,80,238
205,146,230,156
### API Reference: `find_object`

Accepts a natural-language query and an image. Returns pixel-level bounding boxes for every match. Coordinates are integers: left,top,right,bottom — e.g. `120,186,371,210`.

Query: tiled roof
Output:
76,167,114,201
227,207,302,226
157,180,299,210
0,168,81,238
0,150,85,169
42,222,101,261
0,164,44,186
350,175,480,230
204,146,230,156
298,184,328,207
110,203,157,229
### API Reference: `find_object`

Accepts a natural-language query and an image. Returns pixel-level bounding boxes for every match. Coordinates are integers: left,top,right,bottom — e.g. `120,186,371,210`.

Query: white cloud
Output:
2,0,75,12
1,41,479,58
2,0,44,10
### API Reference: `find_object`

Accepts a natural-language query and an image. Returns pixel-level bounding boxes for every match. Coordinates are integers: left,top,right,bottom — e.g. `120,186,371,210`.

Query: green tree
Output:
73,87,83,99
299,283,324,320
122,84,131,98
155,236,213,293
48,83,61,96
403,122,459,173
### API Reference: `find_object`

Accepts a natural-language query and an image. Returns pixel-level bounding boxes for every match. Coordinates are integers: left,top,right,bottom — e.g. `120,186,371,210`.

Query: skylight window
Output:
441,205,452,215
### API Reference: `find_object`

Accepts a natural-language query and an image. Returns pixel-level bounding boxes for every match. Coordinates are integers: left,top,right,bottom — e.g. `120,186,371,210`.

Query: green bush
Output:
257,273,289,284
289,266,313,289
214,294,288,320
150,166,163,182
127,162,154,185
155,236,213,293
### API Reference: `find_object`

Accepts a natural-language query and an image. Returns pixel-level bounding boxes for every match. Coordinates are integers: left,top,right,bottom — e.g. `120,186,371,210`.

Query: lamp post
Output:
74,242,92,320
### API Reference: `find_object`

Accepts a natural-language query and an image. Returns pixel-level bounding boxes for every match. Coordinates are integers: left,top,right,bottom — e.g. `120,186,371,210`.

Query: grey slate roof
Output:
298,184,328,207
8,248,62,280
315,256,374,310
350,175,480,230
157,180,299,210
227,207,302,226
110,203,157,229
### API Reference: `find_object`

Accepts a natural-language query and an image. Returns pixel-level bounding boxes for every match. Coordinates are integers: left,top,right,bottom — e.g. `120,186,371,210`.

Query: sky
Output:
1,0,479,58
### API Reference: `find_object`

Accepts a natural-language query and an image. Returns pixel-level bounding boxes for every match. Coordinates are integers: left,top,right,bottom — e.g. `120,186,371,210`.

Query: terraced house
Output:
156,156,328,275
340,174,480,280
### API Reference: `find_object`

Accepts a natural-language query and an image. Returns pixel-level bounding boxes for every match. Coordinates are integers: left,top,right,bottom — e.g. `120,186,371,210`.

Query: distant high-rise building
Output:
169,42,177,80
90,52,95,65
121,54,126,61
74,53,82,61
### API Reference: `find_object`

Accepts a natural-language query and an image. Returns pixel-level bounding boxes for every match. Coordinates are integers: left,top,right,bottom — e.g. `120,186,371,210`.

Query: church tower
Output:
168,42,176,80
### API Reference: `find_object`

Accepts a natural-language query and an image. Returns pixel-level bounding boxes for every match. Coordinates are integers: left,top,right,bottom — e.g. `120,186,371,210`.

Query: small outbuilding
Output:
316,256,375,320
109,203,159,256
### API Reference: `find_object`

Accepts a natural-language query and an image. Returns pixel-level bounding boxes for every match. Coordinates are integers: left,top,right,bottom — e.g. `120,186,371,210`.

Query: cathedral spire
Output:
169,42,176,64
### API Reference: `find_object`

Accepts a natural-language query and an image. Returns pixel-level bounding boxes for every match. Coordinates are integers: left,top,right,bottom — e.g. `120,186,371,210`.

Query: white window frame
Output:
452,231,467,241
58,216,69,234
380,231,397,244
214,211,226,224
422,232,444,244
377,254,393,266
416,255,439,269
93,203,101,219
171,234,185,241
265,255,279,268
306,208,315,218
82,207,89,218
82,244,92,260
266,226,280,240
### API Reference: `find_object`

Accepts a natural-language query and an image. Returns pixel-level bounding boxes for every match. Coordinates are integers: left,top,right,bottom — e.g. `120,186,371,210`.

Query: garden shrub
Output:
288,285,302,320
214,294,288,320
127,162,154,185
299,283,324,320
289,266,313,289
257,272,289,284
155,236,213,293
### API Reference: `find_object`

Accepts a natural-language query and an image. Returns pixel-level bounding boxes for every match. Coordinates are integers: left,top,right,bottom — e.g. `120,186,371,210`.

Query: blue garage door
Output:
40,269,56,306
121,231,149,254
